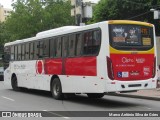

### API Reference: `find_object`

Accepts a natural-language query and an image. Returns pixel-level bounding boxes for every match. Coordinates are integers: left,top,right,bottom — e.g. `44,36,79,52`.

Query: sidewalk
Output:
106,88,160,101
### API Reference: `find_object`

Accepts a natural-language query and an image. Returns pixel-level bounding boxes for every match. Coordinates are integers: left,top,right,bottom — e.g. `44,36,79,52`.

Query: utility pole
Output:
71,0,93,26
151,0,159,35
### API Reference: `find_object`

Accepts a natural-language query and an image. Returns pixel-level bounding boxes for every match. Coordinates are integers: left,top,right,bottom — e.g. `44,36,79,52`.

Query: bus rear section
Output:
106,21,157,92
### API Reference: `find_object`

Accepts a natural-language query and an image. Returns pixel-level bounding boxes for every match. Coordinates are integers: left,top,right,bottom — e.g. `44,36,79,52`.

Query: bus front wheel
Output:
87,93,104,98
11,76,20,91
51,78,63,100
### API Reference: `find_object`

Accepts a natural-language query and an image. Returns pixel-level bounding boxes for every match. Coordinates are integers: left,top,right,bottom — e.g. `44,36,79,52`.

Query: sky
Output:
0,0,14,9
0,0,100,9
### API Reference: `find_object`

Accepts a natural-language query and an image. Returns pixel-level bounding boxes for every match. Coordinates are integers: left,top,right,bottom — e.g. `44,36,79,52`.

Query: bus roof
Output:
36,26,80,37
4,20,154,47
4,22,100,46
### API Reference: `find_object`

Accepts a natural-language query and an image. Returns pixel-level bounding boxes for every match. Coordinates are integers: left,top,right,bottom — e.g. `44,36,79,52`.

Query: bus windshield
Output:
109,24,154,50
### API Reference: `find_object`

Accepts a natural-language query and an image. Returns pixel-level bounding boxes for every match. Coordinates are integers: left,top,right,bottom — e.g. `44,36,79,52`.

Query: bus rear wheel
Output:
11,76,20,91
87,93,104,98
51,78,63,100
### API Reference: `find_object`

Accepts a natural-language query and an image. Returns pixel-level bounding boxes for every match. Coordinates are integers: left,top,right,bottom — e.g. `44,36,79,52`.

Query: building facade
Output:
0,4,12,22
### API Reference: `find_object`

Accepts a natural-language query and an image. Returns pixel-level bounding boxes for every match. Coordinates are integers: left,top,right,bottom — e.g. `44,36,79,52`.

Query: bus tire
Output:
11,76,20,91
51,78,63,100
87,93,104,98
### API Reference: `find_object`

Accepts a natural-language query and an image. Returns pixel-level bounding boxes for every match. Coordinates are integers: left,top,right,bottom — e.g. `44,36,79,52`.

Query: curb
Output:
105,93,160,101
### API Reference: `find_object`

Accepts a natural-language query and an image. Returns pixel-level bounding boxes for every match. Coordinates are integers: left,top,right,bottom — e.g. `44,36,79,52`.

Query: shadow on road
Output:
8,88,52,98
7,88,140,109
64,95,139,108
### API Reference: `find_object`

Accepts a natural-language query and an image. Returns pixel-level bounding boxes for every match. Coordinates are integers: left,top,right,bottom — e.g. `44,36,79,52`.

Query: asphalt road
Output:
0,81,160,120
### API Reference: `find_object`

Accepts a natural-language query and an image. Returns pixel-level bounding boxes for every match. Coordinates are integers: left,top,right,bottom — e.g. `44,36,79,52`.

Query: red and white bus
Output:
3,20,157,99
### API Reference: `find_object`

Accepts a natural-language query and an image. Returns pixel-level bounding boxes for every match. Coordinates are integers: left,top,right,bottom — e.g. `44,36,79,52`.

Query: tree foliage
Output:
2,0,74,42
93,0,160,35
0,22,10,44
93,0,151,21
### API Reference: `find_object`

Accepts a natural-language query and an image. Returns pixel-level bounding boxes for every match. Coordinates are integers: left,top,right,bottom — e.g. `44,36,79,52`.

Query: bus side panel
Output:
65,57,97,76
60,75,105,93
44,57,97,76
44,58,62,75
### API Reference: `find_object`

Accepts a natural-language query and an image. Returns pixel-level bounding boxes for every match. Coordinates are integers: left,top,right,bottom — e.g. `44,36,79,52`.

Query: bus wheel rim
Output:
53,83,59,96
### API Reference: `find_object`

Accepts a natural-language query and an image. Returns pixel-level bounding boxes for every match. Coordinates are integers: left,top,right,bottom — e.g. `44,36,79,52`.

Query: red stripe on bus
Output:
44,57,97,76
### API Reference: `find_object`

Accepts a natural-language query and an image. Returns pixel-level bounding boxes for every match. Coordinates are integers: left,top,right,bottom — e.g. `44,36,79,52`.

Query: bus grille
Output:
128,84,141,87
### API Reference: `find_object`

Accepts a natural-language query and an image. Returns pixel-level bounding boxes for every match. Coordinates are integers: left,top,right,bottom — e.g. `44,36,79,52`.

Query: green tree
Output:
42,0,74,30
93,0,152,22
5,0,44,41
0,22,10,44
93,0,160,35
4,0,74,42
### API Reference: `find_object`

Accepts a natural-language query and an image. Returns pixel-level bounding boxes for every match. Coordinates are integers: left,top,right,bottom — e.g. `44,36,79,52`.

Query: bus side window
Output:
29,42,34,60
43,39,50,58
76,33,82,56
34,41,39,60
62,36,69,57
14,46,18,60
21,44,25,60
83,30,101,55
83,31,93,55
39,41,44,58
92,30,101,54
50,38,55,58
18,45,21,60
55,37,62,58
11,46,14,60
68,34,76,57
25,43,30,60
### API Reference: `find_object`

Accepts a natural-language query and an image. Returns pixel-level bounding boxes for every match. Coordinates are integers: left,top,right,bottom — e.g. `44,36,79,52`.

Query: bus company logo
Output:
136,58,145,63
36,60,44,74
2,112,11,117
130,71,140,76
122,57,134,63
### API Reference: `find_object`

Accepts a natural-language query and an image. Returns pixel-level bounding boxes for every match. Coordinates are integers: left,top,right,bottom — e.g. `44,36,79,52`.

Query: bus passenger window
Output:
14,46,18,60
92,30,101,54
34,41,39,60
39,41,44,58
68,34,76,57
50,38,55,58
18,45,21,60
62,36,69,57
83,30,101,55
21,44,25,60
29,42,34,60
11,46,14,60
76,33,82,56
55,37,62,58
25,43,30,60
43,40,50,57
83,31,93,55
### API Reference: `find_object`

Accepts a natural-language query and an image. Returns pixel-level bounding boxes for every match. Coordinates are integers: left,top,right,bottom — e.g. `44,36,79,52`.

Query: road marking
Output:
42,110,70,119
1,96,15,101
136,106,152,110
143,106,152,110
